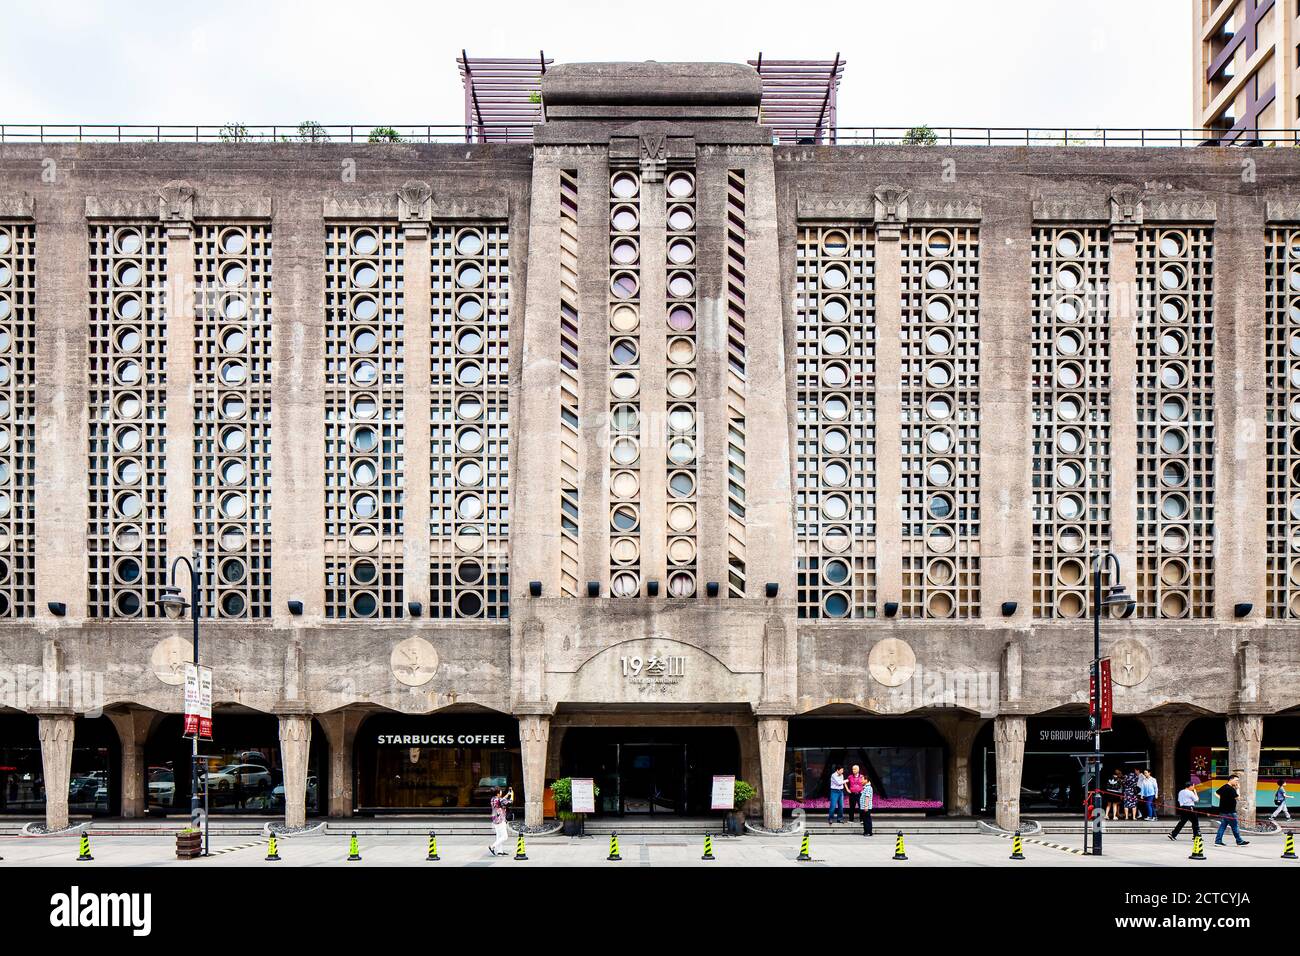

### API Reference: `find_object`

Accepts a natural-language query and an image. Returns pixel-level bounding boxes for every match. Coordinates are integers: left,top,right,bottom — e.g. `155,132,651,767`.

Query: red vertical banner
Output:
1089,659,1114,732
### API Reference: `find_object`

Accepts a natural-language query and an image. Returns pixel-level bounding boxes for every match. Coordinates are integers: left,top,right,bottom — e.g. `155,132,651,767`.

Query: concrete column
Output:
317,709,363,818
993,714,1026,831
277,714,312,828
163,220,197,570
874,229,903,608
639,179,667,584
756,715,788,829
401,220,432,609
544,725,567,780
107,709,161,819
932,714,982,817
519,714,551,827
1226,714,1264,825
37,713,75,830
1108,227,1139,596
738,721,760,814
1139,713,1193,816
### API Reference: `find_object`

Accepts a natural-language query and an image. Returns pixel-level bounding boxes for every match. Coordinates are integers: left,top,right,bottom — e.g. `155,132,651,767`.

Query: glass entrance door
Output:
620,743,686,814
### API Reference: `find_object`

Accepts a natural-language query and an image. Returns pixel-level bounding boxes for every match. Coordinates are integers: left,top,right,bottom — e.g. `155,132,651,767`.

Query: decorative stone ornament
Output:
396,180,434,237
639,131,668,182
158,180,196,237
1109,184,1144,241
868,637,917,687
150,636,194,686
390,637,439,686
1108,637,1152,687
872,185,910,239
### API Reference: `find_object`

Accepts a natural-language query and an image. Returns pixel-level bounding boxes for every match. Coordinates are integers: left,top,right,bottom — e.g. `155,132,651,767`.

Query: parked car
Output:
270,775,318,808
147,767,175,807
205,764,271,791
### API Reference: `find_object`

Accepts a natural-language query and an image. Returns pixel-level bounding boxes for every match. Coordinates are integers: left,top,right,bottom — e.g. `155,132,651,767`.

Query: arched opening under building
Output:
784,716,947,815
0,713,120,817
974,714,1152,816
355,710,521,814
1176,714,1300,812
559,725,740,816
143,711,326,816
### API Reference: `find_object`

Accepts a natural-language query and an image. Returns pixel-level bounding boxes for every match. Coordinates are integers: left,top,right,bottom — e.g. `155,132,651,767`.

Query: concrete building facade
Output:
1193,0,1300,141
1,62,1299,832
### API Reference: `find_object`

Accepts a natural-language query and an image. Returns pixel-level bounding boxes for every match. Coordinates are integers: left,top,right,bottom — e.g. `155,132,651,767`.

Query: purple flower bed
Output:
784,797,943,811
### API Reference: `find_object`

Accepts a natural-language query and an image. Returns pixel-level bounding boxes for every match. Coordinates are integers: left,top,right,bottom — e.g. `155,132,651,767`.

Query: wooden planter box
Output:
175,831,203,859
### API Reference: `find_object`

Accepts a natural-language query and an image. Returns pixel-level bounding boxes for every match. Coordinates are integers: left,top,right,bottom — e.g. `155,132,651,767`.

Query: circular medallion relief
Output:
868,638,916,688
391,637,440,687
1108,638,1151,687
150,636,194,686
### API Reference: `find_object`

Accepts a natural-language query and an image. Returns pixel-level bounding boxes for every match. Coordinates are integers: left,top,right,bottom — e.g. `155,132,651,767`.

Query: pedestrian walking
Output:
1213,774,1250,846
1168,781,1201,840
845,765,865,823
1122,768,1140,820
1140,769,1159,821
827,766,846,824
487,786,513,856
1270,780,1292,822
859,776,874,837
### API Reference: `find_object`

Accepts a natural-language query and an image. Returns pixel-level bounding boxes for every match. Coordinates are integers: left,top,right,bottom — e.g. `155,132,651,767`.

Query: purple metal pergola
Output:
749,54,845,144
457,51,554,142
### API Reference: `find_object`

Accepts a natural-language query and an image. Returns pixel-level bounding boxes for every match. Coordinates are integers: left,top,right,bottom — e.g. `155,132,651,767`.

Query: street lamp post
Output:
1089,550,1134,857
159,553,205,856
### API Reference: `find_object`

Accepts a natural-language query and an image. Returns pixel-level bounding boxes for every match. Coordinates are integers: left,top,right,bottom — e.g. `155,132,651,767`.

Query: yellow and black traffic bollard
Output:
892,830,908,861
1189,834,1206,860
797,831,811,862
1009,829,1025,861
701,833,715,861
607,831,622,861
514,833,528,861
265,833,280,861
426,831,440,862
1283,831,1296,860
347,830,362,862
76,832,93,862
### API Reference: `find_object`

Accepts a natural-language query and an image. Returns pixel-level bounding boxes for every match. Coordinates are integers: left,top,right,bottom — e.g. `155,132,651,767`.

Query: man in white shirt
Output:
827,767,846,824
1168,781,1200,841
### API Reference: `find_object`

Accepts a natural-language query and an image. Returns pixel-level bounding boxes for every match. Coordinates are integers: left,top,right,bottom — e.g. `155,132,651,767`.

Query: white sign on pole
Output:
183,663,214,739
711,774,736,811
571,777,596,814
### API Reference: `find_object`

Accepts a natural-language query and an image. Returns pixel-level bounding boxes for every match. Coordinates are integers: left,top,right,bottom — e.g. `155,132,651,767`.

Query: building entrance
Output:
559,726,739,816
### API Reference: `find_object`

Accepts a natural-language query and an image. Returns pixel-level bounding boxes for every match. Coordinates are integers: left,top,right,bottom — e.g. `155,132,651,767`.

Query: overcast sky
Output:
0,0,1191,131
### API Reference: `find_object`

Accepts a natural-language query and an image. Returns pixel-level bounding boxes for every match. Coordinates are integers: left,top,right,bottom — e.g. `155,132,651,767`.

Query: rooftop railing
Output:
0,123,1296,147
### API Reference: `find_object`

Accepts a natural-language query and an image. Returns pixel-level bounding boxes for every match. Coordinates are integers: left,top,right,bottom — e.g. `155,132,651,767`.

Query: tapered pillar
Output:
278,714,312,828
1226,714,1264,825
317,709,364,818
37,713,75,830
931,714,982,817
993,715,1026,831
519,714,551,827
757,716,788,829
107,709,162,819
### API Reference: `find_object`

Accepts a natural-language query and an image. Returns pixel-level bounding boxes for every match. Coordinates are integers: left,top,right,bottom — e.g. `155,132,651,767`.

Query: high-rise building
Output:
1194,0,1300,141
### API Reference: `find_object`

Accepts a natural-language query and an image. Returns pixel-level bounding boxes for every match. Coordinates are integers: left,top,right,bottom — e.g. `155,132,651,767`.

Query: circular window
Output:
611,404,639,432
927,591,955,618
221,229,248,255
1160,329,1186,355
221,262,246,288
926,231,953,257
822,330,850,355
219,459,246,486
115,591,142,617
0,232,9,255
927,395,953,420
611,436,639,466
457,460,483,486
456,560,483,585
220,491,248,519
611,571,640,597
669,273,695,298
350,359,378,386
222,294,247,322
928,460,953,485
351,591,379,618
0,298,9,323
612,470,641,499
611,172,639,199
1055,298,1082,323
457,494,483,520
822,230,849,256
115,261,141,287
822,494,850,520
1159,363,1187,389
1161,460,1187,487
351,559,378,585
1056,363,1082,389
221,327,247,354
114,425,142,453
351,327,378,354
456,230,484,256
351,230,380,255
668,438,696,465
114,525,142,552
219,525,246,552
668,471,695,498
668,406,696,433
668,238,695,265
350,295,379,322
822,265,849,290
666,370,696,399
927,493,954,520
926,558,956,585
823,528,851,554
115,491,143,518
611,504,639,532
350,459,377,486
611,205,639,232
456,361,483,387
1056,494,1084,520
1057,558,1086,587
1160,427,1188,455
1057,461,1083,487
821,362,849,387
823,460,849,486
1160,265,1185,290
666,172,695,199
926,298,951,323
1158,233,1185,258
457,296,484,320
611,371,639,400
823,592,850,617
1161,493,1189,520
823,395,850,420
115,295,141,320
219,557,246,585
351,425,378,452
1058,526,1085,553
456,262,483,288
1055,330,1082,356
609,339,639,367
1056,265,1081,290
220,592,247,617
611,238,639,266
1057,592,1084,618
927,526,955,553
1161,396,1186,421
926,265,952,289
926,329,952,355
1160,297,1186,323
926,362,953,388
456,427,484,453
611,304,640,333
351,394,377,420
220,360,247,386
667,503,696,533
1161,526,1189,553
1160,591,1188,619
822,428,849,454
1056,428,1083,454
611,536,640,564
668,570,696,598
611,272,639,300
115,229,143,254
114,359,142,386
926,429,953,454
1055,233,1081,257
